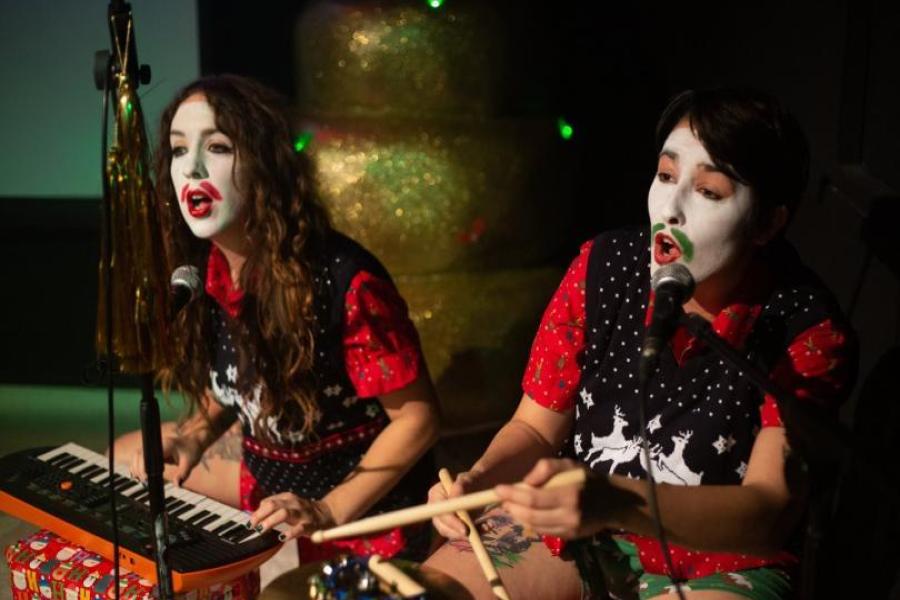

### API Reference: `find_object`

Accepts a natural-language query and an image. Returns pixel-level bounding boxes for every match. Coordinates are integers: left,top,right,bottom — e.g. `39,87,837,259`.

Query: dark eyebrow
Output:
660,148,724,174
659,149,678,160
697,163,725,175
169,128,220,137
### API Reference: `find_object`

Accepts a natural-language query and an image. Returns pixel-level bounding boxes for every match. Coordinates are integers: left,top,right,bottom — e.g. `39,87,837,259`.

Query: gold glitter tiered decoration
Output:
295,2,503,118
295,1,574,431
306,118,571,274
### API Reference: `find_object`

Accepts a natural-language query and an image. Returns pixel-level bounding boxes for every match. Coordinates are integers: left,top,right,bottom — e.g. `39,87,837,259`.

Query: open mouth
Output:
654,232,682,265
181,184,218,218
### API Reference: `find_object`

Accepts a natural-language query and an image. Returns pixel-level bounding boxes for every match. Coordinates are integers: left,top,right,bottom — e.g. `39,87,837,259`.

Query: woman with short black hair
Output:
424,88,856,599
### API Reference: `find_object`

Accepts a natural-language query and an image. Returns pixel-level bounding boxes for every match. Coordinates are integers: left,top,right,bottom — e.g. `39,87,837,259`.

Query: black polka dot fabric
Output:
571,229,840,486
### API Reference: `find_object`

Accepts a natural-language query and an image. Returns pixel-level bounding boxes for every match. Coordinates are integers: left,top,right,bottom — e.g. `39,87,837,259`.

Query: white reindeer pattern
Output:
582,405,645,474
642,430,704,485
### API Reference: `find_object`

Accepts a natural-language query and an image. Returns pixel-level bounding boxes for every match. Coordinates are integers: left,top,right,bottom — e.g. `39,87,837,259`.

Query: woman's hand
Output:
249,493,336,541
494,458,605,540
428,470,483,540
129,430,205,487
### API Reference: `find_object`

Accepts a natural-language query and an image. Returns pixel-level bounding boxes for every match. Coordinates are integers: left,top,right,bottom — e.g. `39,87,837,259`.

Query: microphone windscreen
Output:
170,265,201,296
650,263,695,299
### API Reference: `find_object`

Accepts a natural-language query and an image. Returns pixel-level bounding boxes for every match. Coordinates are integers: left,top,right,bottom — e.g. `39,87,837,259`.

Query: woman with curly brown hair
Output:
115,74,440,562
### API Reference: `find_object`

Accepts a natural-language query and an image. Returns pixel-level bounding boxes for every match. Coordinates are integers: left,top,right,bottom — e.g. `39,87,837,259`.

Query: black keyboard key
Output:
47,452,75,466
186,510,211,525
113,479,134,492
63,458,87,471
55,455,81,469
170,504,194,518
121,485,144,498
194,514,219,529
227,527,257,544
221,524,249,543
79,466,105,480
212,521,238,535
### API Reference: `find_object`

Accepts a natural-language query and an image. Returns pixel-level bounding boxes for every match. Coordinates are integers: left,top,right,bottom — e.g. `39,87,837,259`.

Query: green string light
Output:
557,117,574,141
294,131,314,153
427,0,445,9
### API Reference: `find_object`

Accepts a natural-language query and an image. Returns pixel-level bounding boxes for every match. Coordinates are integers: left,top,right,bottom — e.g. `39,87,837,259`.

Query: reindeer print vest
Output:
570,229,839,486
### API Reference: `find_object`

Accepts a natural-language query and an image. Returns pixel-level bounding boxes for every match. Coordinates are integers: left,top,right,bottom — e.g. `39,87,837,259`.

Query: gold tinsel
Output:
95,72,172,373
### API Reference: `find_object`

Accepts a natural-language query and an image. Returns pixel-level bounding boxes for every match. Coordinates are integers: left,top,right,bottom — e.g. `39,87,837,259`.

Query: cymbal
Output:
260,558,471,600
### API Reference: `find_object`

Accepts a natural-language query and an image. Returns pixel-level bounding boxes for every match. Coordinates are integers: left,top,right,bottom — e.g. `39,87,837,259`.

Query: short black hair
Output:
656,88,810,226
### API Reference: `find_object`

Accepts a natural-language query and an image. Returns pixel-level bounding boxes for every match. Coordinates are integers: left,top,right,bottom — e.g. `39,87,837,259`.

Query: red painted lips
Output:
653,232,682,265
180,182,223,218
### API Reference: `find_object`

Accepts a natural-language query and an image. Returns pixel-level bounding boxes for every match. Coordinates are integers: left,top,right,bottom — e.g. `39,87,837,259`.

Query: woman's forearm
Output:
322,402,439,525
467,419,561,488
600,475,802,555
466,395,574,489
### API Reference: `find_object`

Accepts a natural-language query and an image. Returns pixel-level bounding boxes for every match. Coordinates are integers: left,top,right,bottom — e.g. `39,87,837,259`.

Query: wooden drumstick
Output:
311,468,586,543
368,554,426,597
439,468,511,600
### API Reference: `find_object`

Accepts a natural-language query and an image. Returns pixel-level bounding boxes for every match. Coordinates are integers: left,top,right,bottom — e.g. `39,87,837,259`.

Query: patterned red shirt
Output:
525,239,855,575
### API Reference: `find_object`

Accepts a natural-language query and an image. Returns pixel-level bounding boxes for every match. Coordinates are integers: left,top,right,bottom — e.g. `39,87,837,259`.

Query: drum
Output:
259,554,469,600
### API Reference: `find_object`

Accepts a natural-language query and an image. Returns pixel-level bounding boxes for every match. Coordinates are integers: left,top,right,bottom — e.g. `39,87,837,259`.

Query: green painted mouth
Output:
651,223,665,235
670,228,694,262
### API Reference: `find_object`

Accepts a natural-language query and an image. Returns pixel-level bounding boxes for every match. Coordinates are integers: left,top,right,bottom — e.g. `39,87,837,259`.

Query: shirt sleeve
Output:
343,270,423,398
521,240,592,412
760,318,857,427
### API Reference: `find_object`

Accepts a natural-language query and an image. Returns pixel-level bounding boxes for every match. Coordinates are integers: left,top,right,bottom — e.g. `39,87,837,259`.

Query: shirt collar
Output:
206,244,244,319
645,260,773,365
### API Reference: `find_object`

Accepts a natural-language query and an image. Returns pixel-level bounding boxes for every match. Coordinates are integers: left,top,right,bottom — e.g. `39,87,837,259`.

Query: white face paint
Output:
169,98,245,241
647,124,754,284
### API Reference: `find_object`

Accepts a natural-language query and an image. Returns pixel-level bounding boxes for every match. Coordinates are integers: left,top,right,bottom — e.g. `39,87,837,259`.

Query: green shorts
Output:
570,536,793,600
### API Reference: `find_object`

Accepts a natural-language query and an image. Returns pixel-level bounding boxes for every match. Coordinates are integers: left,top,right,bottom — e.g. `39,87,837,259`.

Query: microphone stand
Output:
139,374,174,599
94,2,173,598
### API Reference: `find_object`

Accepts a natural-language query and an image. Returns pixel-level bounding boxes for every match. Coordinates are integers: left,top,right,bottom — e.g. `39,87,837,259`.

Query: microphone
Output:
639,263,695,383
169,265,201,316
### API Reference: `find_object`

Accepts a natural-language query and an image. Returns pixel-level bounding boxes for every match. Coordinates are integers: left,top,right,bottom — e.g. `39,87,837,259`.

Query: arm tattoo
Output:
448,512,543,569
196,429,243,470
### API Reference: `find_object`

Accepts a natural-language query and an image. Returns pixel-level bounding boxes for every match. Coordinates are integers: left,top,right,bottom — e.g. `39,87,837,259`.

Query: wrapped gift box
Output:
5,529,259,600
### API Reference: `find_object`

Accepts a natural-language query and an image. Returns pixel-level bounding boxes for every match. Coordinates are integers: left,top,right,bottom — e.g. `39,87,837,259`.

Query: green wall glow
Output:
0,1,199,199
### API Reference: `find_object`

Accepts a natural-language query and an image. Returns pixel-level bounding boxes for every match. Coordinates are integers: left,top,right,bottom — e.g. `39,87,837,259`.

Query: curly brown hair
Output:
155,74,330,440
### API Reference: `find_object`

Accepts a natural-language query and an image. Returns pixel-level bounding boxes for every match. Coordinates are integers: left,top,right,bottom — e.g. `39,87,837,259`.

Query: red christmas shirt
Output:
523,239,855,576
